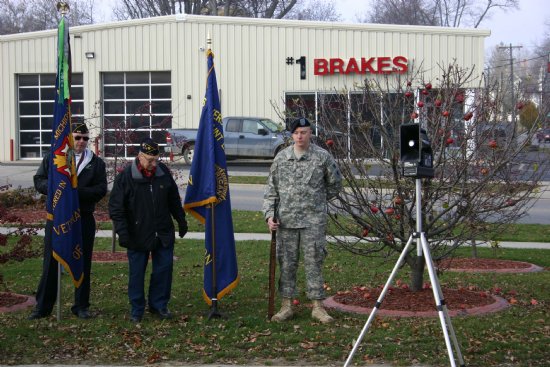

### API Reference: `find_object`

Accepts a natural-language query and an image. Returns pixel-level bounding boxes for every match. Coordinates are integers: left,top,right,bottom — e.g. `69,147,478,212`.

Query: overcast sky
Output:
334,0,550,53
95,0,549,55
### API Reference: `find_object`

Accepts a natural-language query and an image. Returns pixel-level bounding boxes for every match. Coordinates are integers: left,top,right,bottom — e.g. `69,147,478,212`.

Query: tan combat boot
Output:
311,300,334,323
271,298,294,322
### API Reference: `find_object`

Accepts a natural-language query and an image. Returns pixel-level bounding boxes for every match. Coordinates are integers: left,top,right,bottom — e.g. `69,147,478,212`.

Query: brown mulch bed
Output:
438,257,530,270
332,285,494,312
8,208,110,223
0,292,29,308
437,257,543,273
0,292,36,312
93,251,127,262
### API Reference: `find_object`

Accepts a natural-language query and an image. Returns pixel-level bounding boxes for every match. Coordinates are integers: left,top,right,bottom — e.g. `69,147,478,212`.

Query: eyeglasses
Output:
74,136,90,141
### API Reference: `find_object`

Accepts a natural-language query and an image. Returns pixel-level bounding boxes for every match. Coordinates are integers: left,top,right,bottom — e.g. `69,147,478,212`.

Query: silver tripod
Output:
344,179,465,367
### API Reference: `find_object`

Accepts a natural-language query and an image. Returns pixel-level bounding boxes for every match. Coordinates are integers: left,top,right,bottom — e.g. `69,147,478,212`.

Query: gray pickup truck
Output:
165,116,289,164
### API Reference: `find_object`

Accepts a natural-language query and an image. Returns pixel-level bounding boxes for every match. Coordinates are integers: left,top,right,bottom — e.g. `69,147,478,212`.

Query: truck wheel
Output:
183,144,194,164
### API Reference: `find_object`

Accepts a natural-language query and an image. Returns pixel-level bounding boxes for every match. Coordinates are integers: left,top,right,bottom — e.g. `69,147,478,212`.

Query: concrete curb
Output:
324,294,510,318
442,262,545,273
0,293,36,313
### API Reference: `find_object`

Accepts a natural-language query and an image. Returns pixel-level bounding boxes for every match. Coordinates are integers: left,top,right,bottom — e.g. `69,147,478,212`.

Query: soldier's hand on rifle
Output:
267,217,279,232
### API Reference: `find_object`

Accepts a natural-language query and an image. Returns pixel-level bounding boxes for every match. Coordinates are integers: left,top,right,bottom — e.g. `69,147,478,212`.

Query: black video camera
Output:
400,123,434,178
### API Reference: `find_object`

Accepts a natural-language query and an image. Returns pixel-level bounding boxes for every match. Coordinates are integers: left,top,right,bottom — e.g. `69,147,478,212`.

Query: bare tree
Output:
484,43,519,121
533,21,550,125
364,0,438,26
0,189,41,290
85,101,181,252
284,0,340,21
364,0,519,28
113,0,299,20
0,0,98,35
288,64,548,291
435,0,519,28
485,26,550,127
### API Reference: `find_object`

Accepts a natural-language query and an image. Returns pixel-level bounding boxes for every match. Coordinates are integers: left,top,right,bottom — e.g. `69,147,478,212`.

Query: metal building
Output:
0,14,490,161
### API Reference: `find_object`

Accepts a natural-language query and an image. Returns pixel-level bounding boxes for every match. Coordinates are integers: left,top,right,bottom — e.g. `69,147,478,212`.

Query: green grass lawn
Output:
1,236,549,366
96,210,550,243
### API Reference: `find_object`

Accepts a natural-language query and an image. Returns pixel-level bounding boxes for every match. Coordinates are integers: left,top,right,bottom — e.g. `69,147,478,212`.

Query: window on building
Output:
285,92,404,159
17,74,84,159
102,71,172,158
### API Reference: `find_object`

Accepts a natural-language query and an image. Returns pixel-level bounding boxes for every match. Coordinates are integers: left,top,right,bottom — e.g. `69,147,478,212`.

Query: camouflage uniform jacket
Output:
263,144,342,228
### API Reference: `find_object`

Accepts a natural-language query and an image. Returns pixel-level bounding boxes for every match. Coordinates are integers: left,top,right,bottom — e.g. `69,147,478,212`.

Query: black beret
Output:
139,138,159,156
72,121,89,134
290,117,311,133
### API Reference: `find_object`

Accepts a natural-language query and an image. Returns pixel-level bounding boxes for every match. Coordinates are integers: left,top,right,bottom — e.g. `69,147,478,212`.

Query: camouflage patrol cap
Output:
290,117,311,133
139,138,159,156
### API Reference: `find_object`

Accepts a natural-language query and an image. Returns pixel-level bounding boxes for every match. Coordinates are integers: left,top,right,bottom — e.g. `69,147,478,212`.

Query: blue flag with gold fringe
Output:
46,17,84,288
184,49,239,305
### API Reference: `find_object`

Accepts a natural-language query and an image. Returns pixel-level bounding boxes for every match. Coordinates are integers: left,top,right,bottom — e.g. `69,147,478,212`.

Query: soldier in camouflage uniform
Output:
263,117,342,323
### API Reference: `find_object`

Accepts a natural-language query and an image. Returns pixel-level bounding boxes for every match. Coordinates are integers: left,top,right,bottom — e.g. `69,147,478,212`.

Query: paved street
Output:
1,160,550,224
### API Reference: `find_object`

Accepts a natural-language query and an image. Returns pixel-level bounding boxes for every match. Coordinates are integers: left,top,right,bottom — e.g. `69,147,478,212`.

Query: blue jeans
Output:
127,245,174,318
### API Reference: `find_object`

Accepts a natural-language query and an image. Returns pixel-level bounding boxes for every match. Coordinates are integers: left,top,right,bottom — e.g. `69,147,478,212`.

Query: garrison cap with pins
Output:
290,117,311,133
139,138,160,156
71,120,89,134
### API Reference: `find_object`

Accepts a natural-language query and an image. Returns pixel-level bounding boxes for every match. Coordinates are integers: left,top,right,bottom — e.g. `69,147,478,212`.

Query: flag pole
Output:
56,264,61,321
207,203,222,319
55,0,70,322
205,31,222,320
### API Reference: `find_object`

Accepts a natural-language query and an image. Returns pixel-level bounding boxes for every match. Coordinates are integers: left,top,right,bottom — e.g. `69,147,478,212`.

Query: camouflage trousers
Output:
276,226,327,300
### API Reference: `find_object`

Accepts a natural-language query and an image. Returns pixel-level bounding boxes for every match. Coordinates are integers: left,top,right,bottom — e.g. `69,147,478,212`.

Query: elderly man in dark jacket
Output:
108,138,188,322
29,122,107,320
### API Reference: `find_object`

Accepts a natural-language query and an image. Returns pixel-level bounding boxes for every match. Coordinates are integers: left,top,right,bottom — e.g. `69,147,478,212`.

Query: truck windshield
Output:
260,119,284,133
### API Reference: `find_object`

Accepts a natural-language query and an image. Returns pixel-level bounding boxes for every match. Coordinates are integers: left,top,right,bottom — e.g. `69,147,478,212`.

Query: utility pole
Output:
499,44,522,136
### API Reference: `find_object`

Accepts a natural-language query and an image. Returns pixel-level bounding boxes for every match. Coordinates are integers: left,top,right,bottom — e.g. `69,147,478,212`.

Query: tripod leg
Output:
420,233,465,367
442,302,466,367
420,234,465,366
343,235,415,367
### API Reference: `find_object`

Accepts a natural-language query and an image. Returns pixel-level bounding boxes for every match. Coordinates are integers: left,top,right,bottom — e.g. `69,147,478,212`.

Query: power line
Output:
485,53,548,71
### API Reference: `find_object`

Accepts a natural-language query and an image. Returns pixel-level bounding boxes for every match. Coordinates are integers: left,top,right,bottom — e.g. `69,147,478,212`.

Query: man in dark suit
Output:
29,121,107,320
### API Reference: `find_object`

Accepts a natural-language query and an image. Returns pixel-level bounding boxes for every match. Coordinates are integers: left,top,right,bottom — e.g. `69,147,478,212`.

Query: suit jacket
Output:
34,149,107,214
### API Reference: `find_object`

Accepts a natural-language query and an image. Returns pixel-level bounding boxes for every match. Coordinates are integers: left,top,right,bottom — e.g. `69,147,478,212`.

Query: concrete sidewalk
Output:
96,230,550,250
1,227,548,250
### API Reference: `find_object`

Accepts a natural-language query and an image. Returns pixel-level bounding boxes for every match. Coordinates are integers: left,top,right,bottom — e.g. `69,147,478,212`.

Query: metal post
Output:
498,44,522,136
56,263,61,321
415,178,422,258
207,204,222,319
54,0,70,323
347,89,351,160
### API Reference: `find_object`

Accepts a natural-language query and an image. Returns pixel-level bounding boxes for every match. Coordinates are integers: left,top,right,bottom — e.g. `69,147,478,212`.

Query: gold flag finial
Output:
56,1,70,15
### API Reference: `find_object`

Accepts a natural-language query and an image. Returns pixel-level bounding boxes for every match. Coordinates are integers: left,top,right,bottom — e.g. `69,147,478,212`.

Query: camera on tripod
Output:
400,123,434,178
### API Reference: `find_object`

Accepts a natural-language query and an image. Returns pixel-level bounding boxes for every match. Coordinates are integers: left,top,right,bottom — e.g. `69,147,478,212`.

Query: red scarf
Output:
136,159,156,178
